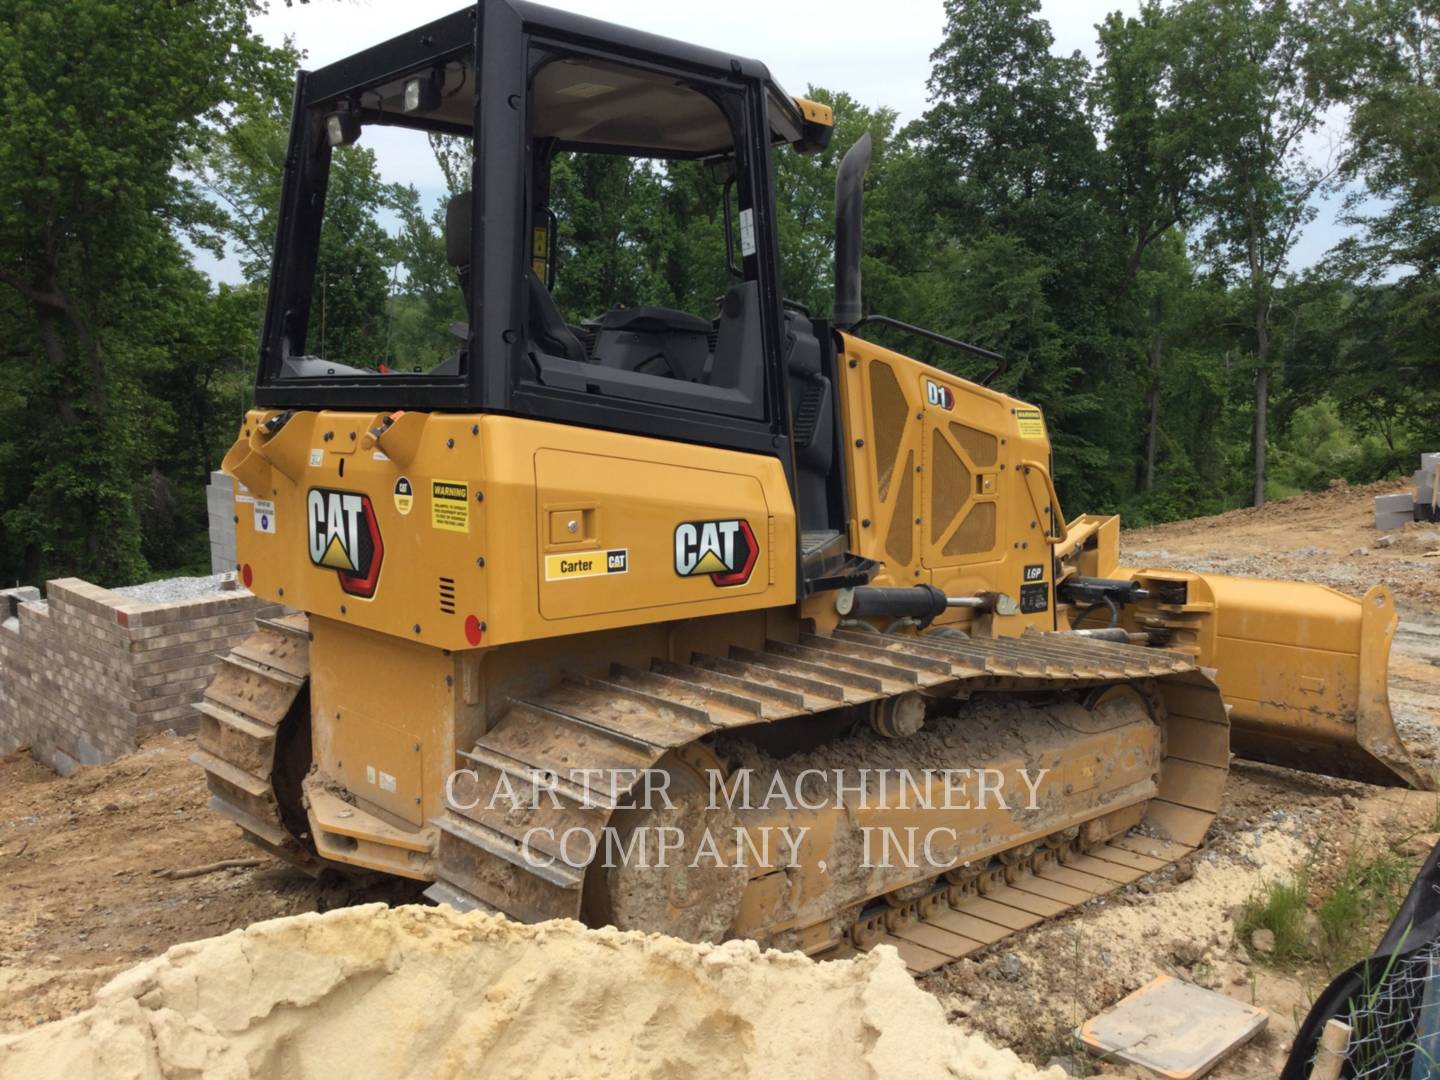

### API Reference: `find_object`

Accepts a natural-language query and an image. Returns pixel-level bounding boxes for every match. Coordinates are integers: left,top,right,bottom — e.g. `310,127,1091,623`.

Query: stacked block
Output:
1417,453,1440,524
1375,492,1416,531
1376,452,1440,528
207,470,237,575
0,578,282,774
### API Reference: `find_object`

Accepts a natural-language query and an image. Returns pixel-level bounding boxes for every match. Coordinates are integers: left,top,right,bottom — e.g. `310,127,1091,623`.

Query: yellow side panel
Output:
834,333,1058,632
227,411,796,650
533,448,774,620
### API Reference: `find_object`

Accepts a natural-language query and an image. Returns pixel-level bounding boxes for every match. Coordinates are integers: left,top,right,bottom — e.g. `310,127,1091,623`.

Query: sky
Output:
194,0,1360,282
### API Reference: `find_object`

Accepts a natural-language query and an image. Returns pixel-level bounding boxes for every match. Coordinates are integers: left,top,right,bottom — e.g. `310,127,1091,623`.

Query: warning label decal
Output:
1015,408,1046,440
431,480,469,532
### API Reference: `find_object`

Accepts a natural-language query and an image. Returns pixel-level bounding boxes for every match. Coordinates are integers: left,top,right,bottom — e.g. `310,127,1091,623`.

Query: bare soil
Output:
1124,478,1440,610
0,480,1436,1077
0,737,314,1032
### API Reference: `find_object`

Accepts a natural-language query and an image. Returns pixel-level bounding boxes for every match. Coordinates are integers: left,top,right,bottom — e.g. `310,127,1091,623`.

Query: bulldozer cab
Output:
256,1,848,556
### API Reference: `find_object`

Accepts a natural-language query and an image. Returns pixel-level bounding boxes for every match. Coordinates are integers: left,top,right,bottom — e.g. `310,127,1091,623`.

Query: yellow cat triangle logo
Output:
320,533,356,572
692,550,728,574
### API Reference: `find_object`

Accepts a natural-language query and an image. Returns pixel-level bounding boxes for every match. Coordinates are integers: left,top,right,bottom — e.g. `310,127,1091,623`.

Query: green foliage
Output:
1269,401,1400,493
0,0,288,585
1317,847,1416,972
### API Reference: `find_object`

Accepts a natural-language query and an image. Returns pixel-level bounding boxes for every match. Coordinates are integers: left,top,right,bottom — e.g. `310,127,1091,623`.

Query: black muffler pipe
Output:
834,131,872,330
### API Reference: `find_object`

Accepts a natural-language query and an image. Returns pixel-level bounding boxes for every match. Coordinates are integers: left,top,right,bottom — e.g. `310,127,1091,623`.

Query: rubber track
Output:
426,629,1230,963
191,614,322,874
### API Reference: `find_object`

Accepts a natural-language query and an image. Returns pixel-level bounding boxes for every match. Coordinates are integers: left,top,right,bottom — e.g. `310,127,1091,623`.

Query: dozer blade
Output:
1127,570,1431,790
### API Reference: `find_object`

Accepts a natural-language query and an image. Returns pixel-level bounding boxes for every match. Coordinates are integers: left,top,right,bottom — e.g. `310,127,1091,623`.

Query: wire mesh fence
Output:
1340,934,1440,1078
1285,850,1440,1080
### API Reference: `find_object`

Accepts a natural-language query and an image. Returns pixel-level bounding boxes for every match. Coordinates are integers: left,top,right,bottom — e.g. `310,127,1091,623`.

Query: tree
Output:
1094,2,1224,295
0,0,287,582
901,0,1145,510
1184,0,1340,505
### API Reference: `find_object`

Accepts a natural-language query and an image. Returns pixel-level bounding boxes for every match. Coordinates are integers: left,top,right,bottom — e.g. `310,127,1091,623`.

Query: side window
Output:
520,51,768,421
266,58,476,384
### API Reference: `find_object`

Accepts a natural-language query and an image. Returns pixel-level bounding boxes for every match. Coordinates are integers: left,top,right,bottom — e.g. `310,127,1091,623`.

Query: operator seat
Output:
444,192,587,365
525,270,589,364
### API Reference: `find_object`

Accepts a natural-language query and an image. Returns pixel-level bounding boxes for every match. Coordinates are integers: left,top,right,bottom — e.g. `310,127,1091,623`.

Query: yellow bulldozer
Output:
202,0,1426,974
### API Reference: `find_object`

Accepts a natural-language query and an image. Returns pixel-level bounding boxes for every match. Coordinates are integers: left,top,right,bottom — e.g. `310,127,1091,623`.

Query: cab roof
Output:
304,0,832,156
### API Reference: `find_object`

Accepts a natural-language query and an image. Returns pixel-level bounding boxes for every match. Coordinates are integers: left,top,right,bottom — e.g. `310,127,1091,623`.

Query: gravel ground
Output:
111,574,236,605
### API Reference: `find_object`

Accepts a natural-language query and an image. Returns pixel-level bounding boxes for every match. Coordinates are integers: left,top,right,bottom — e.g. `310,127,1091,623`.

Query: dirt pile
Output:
0,904,1058,1080
1122,479,1440,609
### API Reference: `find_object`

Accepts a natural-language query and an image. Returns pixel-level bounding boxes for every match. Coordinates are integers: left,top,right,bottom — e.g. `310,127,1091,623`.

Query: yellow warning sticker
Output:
1015,408,1046,440
544,549,628,581
431,479,470,532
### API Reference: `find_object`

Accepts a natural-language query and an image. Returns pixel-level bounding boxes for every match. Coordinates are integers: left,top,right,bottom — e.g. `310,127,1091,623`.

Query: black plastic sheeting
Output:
1282,838,1440,1079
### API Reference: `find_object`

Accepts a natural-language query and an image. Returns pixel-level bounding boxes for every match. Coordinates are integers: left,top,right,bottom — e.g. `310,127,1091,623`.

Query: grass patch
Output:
1316,848,1417,972
1237,875,1313,964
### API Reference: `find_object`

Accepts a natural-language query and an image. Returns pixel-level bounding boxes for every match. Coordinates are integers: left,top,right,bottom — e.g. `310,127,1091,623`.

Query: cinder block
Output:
1421,451,1440,474
208,480,238,581
73,738,108,766
1417,470,1437,503
1376,493,1415,512
0,587,40,620
44,748,80,777
1376,510,1414,531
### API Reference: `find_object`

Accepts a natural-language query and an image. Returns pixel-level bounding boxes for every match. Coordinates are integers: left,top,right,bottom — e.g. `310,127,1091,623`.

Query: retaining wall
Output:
0,578,282,775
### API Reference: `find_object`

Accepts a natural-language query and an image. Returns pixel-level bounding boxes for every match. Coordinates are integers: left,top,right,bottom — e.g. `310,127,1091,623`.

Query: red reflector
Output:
464,615,484,646
241,564,254,588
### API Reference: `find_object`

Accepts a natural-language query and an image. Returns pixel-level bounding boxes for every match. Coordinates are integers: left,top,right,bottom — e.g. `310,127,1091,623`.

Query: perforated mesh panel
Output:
930,429,972,544
944,500,996,557
887,450,915,565
949,422,998,467
869,361,908,502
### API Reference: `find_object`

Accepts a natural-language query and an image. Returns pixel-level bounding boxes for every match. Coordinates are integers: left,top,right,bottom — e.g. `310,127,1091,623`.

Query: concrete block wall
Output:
0,578,282,774
207,471,237,575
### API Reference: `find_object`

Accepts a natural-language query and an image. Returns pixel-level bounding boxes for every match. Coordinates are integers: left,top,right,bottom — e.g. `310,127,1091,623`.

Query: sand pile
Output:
0,904,1055,1080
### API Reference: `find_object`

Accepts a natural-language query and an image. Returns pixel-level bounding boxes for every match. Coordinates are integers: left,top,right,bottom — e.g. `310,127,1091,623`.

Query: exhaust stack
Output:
834,132,872,330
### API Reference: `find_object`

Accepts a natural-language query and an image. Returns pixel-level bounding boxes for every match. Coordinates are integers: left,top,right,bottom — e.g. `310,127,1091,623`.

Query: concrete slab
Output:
1077,975,1267,1079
